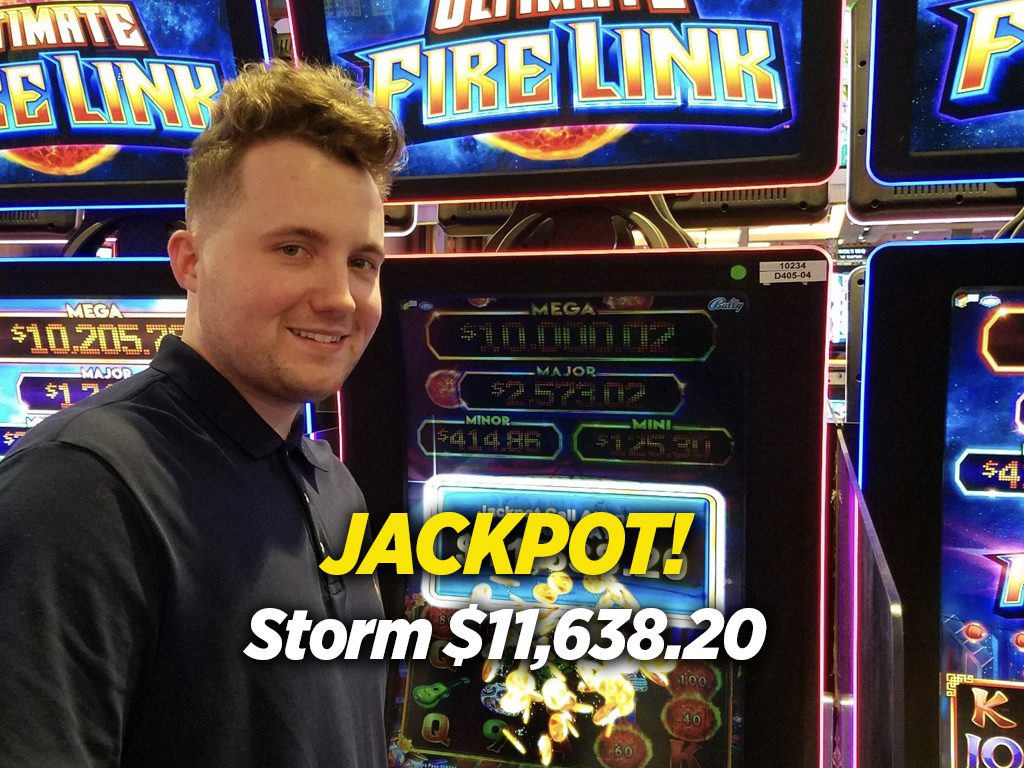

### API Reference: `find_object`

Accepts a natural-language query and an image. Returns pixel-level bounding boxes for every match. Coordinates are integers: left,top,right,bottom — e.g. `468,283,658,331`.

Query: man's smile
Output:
288,328,346,344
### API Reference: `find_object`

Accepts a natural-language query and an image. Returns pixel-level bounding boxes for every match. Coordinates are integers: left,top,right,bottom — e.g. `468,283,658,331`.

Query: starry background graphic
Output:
940,289,1024,756
325,0,805,176
0,0,240,185
912,0,1024,152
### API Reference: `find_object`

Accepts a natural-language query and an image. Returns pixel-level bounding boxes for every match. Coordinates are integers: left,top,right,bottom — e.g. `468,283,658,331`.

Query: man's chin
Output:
288,383,343,404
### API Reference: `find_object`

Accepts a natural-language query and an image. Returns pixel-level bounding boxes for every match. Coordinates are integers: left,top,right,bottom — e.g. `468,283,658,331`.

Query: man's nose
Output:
311,261,357,314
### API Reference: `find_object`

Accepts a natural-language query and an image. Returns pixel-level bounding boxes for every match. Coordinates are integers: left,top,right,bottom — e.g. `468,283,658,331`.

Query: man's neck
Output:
179,332,299,440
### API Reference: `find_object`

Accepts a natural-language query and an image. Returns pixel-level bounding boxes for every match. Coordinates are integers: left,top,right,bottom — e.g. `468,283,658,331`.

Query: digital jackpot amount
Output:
942,289,1024,767
393,291,747,768
0,298,186,458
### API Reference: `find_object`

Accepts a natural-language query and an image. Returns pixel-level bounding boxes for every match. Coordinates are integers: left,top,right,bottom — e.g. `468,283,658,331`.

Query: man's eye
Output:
351,257,380,271
280,244,308,258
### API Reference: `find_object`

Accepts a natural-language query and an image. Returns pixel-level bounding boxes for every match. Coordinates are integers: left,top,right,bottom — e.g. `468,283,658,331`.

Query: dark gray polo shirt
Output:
0,335,387,767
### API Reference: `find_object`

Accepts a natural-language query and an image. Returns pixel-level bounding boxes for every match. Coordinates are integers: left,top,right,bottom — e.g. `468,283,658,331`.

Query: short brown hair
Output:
186,61,405,225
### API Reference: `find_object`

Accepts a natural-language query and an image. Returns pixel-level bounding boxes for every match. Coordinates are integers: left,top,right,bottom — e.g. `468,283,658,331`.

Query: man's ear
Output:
168,229,199,293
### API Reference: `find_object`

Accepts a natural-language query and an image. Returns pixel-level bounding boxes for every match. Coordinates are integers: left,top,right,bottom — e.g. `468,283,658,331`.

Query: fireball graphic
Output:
479,124,632,161
1,145,120,175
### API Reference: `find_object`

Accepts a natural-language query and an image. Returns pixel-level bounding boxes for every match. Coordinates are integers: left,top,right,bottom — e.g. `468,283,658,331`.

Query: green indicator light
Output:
730,265,747,280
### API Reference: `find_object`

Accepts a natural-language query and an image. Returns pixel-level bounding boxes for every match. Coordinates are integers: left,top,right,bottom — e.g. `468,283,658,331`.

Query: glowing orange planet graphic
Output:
1,145,120,175
479,124,631,160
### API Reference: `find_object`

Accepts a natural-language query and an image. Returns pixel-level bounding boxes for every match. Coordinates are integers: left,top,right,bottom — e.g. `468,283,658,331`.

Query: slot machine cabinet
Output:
341,248,832,768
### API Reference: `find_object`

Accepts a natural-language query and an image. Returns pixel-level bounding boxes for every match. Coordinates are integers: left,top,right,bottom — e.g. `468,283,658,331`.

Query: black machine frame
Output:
0,258,182,298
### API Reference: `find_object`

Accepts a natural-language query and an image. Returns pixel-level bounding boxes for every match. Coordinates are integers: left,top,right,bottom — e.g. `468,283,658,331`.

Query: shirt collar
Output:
150,335,329,469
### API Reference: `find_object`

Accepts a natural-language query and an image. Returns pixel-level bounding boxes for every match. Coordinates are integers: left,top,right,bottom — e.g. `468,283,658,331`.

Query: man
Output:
0,62,404,766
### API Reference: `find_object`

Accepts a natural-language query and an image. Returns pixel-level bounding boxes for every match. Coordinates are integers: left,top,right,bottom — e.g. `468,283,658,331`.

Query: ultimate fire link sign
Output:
347,0,792,143
0,2,222,150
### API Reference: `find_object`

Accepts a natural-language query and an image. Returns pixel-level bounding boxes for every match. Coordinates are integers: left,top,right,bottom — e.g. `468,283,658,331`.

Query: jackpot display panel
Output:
341,249,831,768
288,0,843,202
0,0,270,211
859,241,1024,768
866,0,1024,185
0,258,183,458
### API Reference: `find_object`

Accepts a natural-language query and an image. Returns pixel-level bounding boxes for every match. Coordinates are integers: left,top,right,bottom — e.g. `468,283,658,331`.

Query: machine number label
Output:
758,260,827,285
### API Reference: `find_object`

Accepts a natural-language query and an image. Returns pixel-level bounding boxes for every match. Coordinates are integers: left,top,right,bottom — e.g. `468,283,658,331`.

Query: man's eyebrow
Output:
355,243,387,260
260,225,330,244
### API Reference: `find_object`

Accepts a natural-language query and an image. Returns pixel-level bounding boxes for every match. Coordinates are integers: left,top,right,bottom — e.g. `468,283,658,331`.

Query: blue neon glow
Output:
254,0,273,63
0,202,185,213
857,248,874,478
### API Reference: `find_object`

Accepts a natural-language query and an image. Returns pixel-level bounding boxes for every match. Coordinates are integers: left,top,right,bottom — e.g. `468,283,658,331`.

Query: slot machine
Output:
846,0,1024,224
847,1,1024,764
345,249,831,768
859,241,1024,768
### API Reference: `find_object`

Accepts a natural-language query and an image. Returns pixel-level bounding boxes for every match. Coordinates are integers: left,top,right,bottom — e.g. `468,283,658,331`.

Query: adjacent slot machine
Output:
0,259,184,458
865,0,1024,186
859,241,1024,768
0,0,271,443
342,249,831,768
847,0,1024,223
0,0,270,213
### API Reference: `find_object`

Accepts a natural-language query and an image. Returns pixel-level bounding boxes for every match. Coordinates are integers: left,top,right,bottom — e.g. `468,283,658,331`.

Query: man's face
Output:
182,138,385,417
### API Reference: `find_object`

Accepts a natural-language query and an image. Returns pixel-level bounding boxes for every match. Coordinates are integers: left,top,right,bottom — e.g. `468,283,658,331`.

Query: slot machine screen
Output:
859,241,1024,768
866,0,1024,185
940,286,1024,767
288,0,842,202
342,249,830,768
0,259,183,458
0,0,270,211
